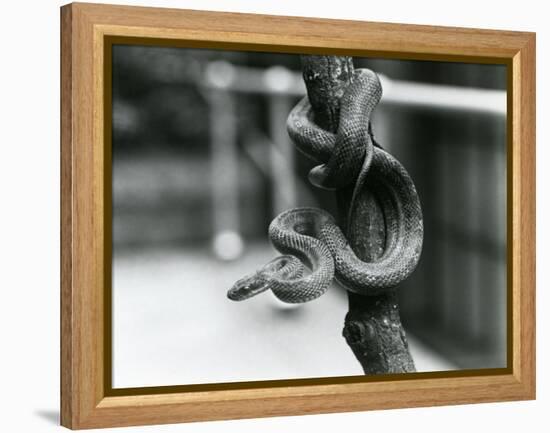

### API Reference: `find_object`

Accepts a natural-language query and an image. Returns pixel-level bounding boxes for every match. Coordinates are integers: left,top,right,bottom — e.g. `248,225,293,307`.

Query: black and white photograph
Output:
110,45,507,388
4,0,546,431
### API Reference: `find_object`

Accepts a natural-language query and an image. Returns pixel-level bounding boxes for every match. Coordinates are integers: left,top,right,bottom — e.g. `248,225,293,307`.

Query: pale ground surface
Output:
113,244,456,388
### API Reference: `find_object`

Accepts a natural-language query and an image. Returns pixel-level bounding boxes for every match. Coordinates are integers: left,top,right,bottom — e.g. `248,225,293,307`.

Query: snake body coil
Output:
227,69,423,303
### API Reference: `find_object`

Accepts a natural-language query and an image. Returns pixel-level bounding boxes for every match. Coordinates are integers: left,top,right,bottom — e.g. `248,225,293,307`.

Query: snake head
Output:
227,273,269,301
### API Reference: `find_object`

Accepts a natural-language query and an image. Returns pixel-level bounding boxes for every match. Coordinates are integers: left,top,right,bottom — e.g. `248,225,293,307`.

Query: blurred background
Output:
111,45,507,388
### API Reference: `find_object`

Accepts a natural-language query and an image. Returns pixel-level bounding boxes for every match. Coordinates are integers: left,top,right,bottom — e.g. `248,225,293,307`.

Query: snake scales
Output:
227,68,423,303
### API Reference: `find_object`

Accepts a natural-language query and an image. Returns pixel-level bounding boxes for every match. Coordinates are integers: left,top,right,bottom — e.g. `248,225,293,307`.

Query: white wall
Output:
1,0,545,431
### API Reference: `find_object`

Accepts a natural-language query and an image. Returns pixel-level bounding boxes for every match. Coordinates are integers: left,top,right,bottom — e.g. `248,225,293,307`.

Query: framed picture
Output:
60,2,535,429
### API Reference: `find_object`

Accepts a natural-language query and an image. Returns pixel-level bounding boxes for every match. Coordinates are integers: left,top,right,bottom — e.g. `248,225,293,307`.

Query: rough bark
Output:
300,55,415,374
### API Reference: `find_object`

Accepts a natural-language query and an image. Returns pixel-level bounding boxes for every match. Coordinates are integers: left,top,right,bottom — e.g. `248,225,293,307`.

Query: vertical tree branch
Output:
301,55,415,374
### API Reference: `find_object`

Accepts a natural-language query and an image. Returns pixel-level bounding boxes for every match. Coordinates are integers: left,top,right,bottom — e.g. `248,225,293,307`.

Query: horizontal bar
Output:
204,61,506,115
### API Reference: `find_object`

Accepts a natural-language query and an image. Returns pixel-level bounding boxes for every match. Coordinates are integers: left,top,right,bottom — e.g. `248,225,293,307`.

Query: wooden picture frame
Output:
60,2,535,429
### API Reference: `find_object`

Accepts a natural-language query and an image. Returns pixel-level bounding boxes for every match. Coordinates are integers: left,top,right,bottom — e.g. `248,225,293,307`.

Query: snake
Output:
227,68,423,303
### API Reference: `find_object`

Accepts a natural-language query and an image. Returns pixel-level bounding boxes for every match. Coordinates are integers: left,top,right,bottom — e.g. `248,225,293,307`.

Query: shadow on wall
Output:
34,410,59,426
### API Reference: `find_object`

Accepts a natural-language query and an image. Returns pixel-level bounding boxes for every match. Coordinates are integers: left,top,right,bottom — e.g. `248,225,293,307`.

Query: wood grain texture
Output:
60,4,73,429
514,34,536,396
60,2,536,429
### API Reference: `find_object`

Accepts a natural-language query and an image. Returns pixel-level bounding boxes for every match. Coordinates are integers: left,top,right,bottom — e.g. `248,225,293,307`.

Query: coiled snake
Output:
227,69,423,303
